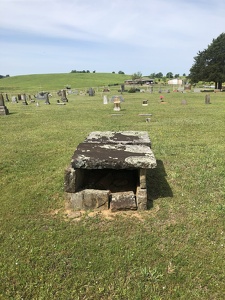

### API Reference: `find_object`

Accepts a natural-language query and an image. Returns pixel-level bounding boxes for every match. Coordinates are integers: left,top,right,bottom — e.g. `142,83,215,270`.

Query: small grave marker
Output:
12,96,18,103
205,94,211,104
103,95,108,104
142,100,148,106
181,99,187,105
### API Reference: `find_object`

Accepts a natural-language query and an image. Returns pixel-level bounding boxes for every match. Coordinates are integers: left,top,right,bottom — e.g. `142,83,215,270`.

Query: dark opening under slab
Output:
80,169,139,193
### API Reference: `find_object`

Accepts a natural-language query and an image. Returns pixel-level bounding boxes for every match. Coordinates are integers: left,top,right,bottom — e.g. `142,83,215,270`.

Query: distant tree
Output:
118,71,125,74
0,74,10,78
174,74,180,78
93,70,96,73
112,71,115,74
132,71,142,80
183,73,186,76
149,73,156,78
166,72,173,78
189,33,225,89
155,72,163,78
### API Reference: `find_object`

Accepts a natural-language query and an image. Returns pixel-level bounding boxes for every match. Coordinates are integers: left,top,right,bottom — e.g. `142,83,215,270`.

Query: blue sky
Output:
1,0,225,76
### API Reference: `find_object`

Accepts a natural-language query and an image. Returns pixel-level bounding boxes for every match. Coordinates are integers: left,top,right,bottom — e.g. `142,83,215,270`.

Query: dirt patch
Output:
49,204,160,222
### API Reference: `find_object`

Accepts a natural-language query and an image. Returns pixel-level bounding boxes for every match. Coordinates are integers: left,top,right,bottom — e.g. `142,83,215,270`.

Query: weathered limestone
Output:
66,189,109,210
111,191,137,212
136,187,148,211
65,131,157,211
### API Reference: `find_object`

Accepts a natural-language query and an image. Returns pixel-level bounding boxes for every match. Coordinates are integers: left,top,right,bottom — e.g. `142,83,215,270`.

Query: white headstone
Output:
103,95,108,104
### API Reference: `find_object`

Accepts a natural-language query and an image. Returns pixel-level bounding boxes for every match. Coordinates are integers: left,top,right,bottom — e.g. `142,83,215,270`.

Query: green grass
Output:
1,74,225,299
0,73,131,94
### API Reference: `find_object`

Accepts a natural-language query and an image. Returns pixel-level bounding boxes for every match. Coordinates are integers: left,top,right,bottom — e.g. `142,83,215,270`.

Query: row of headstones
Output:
10,91,68,105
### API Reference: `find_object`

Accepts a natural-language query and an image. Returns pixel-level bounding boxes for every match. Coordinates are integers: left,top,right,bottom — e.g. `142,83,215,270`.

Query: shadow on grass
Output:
147,160,173,209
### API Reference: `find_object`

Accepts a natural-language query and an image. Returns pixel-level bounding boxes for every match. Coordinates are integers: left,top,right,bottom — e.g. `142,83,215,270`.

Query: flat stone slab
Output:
71,131,156,170
84,131,151,146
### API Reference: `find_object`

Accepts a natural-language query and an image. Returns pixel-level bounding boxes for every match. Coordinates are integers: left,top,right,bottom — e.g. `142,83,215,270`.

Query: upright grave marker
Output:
0,94,9,115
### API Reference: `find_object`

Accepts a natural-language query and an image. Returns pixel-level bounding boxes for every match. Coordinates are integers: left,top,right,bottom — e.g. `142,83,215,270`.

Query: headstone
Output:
45,93,50,104
61,90,68,102
12,96,18,103
36,92,49,100
5,94,9,102
103,95,108,104
184,84,191,91
22,94,28,105
205,94,211,104
0,93,9,115
88,88,95,96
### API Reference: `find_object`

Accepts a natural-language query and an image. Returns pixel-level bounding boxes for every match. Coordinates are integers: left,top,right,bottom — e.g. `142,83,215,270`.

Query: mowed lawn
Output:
1,75,225,299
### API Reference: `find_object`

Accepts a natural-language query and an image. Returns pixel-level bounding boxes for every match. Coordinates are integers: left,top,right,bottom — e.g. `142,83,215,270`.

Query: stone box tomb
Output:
64,131,157,211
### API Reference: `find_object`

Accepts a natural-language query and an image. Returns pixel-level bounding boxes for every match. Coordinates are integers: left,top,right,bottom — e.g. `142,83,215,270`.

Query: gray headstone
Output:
45,94,50,104
61,90,68,102
205,94,211,104
88,88,95,96
0,93,5,106
0,93,9,115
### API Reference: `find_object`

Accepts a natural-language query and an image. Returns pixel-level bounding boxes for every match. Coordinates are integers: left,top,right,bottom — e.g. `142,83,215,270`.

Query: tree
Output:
155,72,163,78
189,33,225,89
118,70,125,74
166,72,173,78
132,71,142,80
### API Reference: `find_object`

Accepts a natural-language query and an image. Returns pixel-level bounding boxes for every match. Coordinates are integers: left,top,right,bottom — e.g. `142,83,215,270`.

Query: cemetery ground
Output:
1,76,225,299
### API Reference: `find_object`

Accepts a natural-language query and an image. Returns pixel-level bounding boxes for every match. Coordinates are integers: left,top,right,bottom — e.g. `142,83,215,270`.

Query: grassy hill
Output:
0,72,131,94
1,75,225,299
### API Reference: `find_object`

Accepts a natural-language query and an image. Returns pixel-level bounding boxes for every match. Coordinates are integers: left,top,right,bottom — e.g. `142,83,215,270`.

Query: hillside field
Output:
0,73,225,299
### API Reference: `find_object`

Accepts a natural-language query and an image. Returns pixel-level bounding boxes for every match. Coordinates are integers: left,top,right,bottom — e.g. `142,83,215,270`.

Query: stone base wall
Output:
65,167,148,212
